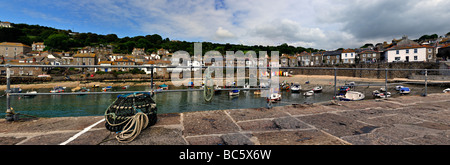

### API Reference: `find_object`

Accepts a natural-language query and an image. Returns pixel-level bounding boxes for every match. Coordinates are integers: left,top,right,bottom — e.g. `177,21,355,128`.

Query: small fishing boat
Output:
229,89,240,96
303,90,314,97
312,86,323,93
71,86,82,92
214,86,222,94
443,88,450,93
372,90,391,98
159,84,169,90
346,82,356,87
336,91,365,101
244,83,250,90
10,87,22,93
24,91,37,98
290,82,301,93
92,84,100,88
50,86,65,93
267,93,281,102
395,85,404,91
122,85,130,89
254,90,262,95
399,87,410,94
102,86,112,92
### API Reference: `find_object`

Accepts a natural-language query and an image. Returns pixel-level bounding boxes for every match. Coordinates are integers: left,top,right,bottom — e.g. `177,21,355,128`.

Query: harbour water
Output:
0,83,446,118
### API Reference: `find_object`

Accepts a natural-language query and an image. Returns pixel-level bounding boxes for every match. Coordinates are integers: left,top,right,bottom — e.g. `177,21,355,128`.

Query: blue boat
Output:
399,87,410,94
229,89,240,96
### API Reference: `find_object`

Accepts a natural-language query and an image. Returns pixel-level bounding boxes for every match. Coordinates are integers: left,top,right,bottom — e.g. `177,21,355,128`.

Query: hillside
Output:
0,22,321,55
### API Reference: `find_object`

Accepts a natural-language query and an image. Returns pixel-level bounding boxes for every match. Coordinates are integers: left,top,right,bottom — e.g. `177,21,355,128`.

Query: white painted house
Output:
341,49,356,64
385,45,435,63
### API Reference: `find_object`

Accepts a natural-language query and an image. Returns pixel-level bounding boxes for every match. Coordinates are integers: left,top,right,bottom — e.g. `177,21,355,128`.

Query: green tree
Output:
44,33,70,51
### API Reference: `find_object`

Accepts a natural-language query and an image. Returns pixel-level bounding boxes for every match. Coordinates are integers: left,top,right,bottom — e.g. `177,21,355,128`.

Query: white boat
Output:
399,87,410,94
267,93,281,101
102,86,112,92
395,85,404,91
372,90,391,98
312,86,323,93
336,91,365,101
290,82,301,93
24,91,37,97
303,90,314,96
229,89,240,96
243,83,250,90
443,88,450,93
50,86,65,93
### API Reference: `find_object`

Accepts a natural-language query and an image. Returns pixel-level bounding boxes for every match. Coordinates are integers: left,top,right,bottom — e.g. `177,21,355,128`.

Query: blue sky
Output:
1,0,449,50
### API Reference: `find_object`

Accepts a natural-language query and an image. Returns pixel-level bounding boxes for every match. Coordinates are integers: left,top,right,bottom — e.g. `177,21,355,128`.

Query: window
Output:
351,53,353,57
428,49,432,53
327,56,330,59
345,54,347,57
396,50,399,54
395,57,400,61
414,49,418,53
406,49,409,54
414,56,418,60
362,54,366,57
428,54,432,59
373,53,376,57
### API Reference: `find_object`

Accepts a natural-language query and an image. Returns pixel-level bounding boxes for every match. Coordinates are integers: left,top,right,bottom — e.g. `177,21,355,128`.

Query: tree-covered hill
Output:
0,22,321,55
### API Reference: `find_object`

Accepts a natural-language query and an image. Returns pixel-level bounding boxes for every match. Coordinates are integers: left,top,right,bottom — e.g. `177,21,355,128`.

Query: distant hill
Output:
0,22,322,55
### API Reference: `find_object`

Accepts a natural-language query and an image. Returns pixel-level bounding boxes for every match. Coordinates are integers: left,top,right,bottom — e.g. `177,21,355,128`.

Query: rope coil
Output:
104,92,157,143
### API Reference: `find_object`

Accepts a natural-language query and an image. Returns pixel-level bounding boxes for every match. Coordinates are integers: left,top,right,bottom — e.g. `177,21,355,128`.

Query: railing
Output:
2,64,450,121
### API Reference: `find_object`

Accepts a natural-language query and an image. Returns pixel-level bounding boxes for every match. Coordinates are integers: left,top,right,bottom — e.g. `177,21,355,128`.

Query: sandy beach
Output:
0,74,389,91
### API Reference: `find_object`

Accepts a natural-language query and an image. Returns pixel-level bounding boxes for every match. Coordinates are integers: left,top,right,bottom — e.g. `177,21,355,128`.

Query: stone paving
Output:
0,93,449,145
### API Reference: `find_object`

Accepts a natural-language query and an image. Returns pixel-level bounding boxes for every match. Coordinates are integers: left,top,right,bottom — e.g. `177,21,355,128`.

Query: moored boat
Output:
290,82,301,93
312,86,323,93
50,86,65,93
399,87,410,94
336,91,365,101
267,93,281,101
443,88,450,93
229,89,240,96
303,90,314,97
372,90,391,98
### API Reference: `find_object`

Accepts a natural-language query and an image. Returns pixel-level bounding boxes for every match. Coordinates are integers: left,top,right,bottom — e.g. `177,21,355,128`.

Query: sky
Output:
1,0,449,50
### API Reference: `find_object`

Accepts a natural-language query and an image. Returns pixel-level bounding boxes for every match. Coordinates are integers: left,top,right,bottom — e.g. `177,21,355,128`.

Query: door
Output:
405,56,409,62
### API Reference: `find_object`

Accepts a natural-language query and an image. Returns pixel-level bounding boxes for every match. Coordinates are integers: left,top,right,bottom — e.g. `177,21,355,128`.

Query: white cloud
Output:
215,27,235,40
15,0,450,50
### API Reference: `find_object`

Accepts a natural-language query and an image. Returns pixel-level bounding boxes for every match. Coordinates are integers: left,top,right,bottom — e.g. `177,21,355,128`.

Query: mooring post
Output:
334,67,337,100
5,64,14,121
385,68,388,96
424,69,427,96
150,65,154,89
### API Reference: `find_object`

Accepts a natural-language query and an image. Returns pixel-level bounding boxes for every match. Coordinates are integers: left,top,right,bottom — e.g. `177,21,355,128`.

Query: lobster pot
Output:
105,92,157,132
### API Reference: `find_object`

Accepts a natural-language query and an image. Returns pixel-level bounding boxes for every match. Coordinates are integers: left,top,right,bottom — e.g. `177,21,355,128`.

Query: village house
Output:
297,51,311,66
32,42,46,51
357,50,380,64
132,48,146,56
97,61,114,72
114,57,135,72
341,49,356,64
311,51,323,66
280,54,290,67
385,45,436,63
72,53,96,72
1,60,44,77
0,21,12,28
323,50,342,65
384,35,436,63
0,42,32,58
